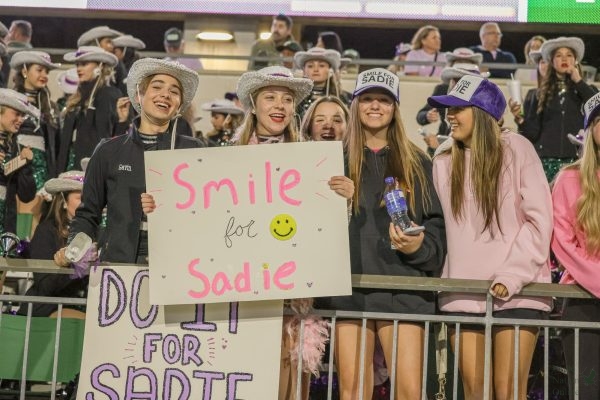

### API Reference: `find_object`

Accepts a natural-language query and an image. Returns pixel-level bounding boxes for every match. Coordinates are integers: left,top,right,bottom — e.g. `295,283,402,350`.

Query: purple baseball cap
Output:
352,68,399,102
427,75,506,121
583,92,600,130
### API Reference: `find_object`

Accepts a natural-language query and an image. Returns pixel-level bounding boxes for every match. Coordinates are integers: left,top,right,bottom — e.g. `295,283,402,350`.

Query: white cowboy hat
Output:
126,58,199,114
529,50,543,65
294,47,341,71
10,50,60,70
44,170,84,194
0,88,40,119
57,68,79,95
112,35,146,50
77,25,122,47
445,47,483,66
236,65,313,110
441,63,489,84
201,99,244,115
540,37,585,63
63,46,118,67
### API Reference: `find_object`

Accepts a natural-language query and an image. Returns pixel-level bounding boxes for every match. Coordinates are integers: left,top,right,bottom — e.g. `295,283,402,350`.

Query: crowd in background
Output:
0,13,598,400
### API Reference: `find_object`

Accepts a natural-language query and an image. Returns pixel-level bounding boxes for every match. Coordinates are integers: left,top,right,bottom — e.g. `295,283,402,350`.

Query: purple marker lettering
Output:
130,270,158,329
124,366,157,400
99,269,126,327
193,371,225,400
181,304,216,331
226,372,253,400
87,363,120,400
142,333,162,363
163,369,190,400
181,334,203,366
162,334,182,364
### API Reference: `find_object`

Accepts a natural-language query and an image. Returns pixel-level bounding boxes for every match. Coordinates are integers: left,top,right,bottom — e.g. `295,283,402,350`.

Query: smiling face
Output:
23,64,49,91
310,101,347,141
303,60,331,85
446,106,475,147
358,89,395,135
139,74,183,126
269,214,297,241
76,61,100,82
0,106,26,134
552,47,577,76
254,86,294,137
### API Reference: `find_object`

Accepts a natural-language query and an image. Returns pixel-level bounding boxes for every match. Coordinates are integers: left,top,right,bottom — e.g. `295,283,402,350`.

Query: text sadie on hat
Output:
352,68,400,102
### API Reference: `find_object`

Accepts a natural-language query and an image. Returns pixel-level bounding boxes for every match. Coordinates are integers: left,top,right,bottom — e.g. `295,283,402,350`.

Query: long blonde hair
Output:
344,98,431,215
440,107,504,233
411,25,439,50
234,87,301,145
65,64,113,113
564,123,600,255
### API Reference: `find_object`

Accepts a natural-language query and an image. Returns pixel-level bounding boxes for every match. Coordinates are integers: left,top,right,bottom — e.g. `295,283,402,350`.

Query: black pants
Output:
561,298,600,399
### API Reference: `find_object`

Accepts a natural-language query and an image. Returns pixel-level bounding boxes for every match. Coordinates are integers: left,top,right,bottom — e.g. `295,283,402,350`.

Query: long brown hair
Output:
47,192,75,244
537,47,582,114
564,122,600,255
410,25,439,50
344,98,431,215
65,64,113,113
441,107,504,234
13,66,59,129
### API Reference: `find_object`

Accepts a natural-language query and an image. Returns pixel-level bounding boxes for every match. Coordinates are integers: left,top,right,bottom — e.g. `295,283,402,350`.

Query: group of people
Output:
0,14,596,400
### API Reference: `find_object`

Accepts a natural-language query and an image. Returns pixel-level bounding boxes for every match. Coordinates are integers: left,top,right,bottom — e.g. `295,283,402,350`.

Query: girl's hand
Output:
490,283,508,299
508,98,522,117
567,65,582,83
389,223,424,255
20,146,33,161
117,97,131,122
328,176,354,200
141,193,156,214
54,247,70,267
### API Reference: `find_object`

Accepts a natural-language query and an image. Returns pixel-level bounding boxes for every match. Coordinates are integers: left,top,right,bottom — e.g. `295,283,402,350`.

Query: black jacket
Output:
0,132,36,234
319,147,446,314
68,118,207,263
518,81,597,158
58,85,128,173
18,219,87,317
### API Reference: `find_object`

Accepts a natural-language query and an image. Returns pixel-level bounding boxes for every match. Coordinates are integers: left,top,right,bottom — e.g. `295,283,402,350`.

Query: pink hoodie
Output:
433,131,553,313
552,169,600,298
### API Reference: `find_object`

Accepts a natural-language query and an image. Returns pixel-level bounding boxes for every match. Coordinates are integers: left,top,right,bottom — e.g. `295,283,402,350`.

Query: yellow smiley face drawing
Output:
270,214,297,241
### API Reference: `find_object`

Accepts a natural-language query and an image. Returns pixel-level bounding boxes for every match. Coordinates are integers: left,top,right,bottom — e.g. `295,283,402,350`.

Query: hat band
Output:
64,77,78,85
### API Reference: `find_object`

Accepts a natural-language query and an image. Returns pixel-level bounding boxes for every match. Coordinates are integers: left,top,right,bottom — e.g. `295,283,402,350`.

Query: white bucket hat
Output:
126,58,199,114
10,50,60,71
540,37,585,63
63,46,118,67
445,47,483,66
57,68,79,95
201,99,244,115
44,170,84,194
0,88,40,120
441,63,488,84
294,47,341,71
236,66,313,110
112,35,146,50
77,26,122,47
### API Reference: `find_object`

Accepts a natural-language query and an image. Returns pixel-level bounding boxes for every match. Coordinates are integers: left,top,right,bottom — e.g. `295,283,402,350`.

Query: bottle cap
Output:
384,176,394,185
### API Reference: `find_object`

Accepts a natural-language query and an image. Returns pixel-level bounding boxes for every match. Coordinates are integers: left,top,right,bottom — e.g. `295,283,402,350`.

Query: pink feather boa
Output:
284,298,330,376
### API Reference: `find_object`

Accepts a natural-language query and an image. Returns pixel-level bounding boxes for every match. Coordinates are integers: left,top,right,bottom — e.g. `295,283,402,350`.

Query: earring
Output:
251,109,256,115
23,75,27,79
63,203,67,210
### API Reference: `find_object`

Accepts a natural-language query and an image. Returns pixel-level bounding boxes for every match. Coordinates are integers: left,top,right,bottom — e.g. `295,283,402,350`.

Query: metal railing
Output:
1,259,597,400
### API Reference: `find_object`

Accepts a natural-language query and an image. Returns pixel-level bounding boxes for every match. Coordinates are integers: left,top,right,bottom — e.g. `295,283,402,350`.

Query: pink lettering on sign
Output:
171,161,302,210
187,259,297,299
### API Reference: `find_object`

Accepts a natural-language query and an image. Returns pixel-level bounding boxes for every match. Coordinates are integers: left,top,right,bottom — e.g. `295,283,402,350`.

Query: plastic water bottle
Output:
384,176,412,231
